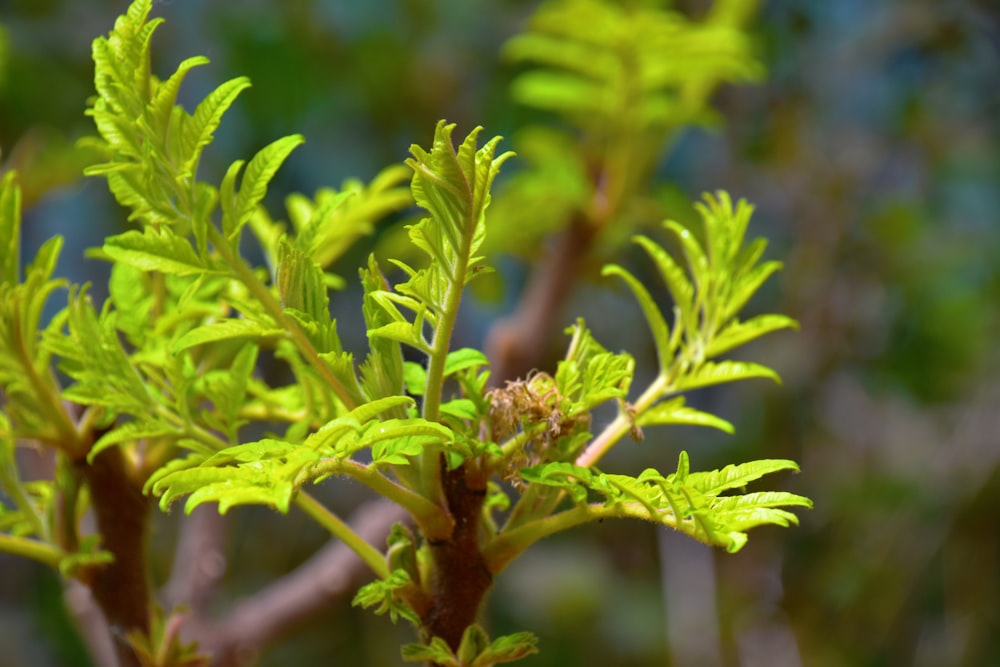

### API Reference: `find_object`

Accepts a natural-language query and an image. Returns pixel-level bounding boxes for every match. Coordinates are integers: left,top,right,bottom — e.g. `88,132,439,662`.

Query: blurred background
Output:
1,0,999,665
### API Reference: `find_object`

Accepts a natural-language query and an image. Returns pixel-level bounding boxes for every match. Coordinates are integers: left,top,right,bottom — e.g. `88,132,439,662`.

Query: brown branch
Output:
486,216,598,385
162,505,229,615
183,499,409,667
63,579,119,667
423,461,492,653
78,446,152,667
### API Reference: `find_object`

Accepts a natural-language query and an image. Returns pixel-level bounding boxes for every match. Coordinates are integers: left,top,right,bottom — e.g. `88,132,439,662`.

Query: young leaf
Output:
358,257,406,408
443,347,490,377
178,76,252,178
635,396,734,434
88,419,182,462
401,638,458,665
353,569,421,625
103,228,212,276
275,236,330,324
673,360,781,392
147,55,209,134
224,134,305,239
172,318,283,353
705,313,798,358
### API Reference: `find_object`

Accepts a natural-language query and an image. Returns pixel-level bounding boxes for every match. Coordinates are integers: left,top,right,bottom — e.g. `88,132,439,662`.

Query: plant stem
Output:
575,374,667,468
483,503,605,574
0,533,63,569
415,172,475,502
79,445,152,667
423,462,492,652
293,491,389,579
207,226,357,410
347,461,453,539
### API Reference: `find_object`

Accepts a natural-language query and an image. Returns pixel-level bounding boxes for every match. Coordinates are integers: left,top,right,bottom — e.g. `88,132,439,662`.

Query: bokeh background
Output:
1,1,999,665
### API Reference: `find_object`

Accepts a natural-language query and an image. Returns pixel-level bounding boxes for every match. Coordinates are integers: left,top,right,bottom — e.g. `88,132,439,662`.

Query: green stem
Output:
417,190,474,501
207,226,357,410
485,499,672,574
11,303,82,455
0,533,63,569
483,503,606,574
575,374,667,468
315,460,453,540
294,492,389,579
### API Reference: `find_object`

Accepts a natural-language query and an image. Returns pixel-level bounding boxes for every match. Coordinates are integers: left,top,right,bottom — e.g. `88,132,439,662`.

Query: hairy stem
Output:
423,461,492,653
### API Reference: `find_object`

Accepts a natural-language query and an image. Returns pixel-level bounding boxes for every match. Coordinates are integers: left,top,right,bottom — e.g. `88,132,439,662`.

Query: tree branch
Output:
183,499,409,667
77,446,152,667
162,505,229,615
486,216,597,384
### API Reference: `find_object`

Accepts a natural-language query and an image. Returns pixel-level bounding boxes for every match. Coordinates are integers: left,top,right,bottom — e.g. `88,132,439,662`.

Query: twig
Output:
63,579,119,667
162,505,230,615
486,216,597,384
184,499,410,667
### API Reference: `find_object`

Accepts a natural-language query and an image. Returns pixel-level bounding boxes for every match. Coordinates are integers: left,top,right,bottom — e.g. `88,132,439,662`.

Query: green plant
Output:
0,1,810,666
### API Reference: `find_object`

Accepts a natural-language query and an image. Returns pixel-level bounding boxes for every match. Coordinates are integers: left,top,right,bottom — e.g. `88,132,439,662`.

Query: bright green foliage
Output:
487,0,763,256
368,122,513,364
515,453,809,554
0,173,76,449
603,191,796,385
0,1,809,665
504,0,761,133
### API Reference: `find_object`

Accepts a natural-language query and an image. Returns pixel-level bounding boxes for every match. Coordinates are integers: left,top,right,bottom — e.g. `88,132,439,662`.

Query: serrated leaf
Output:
231,135,305,238
443,347,490,376
88,420,180,462
179,76,252,177
353,569,420,625
151,445,320,515
686,459,800,496
360,418,452,447
172,318,282,352
401,638,457,665
148,54,208,135
602,264,672,373
103,228,211,276
674,360,780,391
219,158,246,239
474,631,540,665
705,314,798,358
519,462,593,503
637,397,734,434
368,321,431,354
633,234,696,322
276,236,330,324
